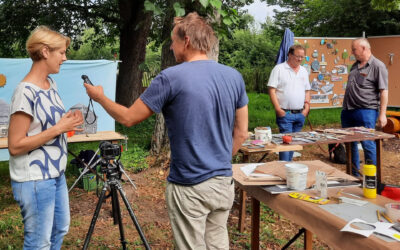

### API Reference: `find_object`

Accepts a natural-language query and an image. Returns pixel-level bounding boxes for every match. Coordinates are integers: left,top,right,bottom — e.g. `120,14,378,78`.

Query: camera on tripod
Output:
99,141,121,160
82,141,150,250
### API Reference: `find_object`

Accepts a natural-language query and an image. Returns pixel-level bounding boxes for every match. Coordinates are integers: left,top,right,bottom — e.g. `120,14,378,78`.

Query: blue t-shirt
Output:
141,60,248,185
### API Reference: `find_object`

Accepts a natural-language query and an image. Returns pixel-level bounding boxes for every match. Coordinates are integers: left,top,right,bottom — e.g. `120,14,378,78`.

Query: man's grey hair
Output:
353,38,371,49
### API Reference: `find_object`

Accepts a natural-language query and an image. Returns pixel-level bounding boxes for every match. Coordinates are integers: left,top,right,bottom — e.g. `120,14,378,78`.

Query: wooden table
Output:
240,129,394,183
240,143,303,163
237,143,303,232
0,131,126,149
233,164,399,250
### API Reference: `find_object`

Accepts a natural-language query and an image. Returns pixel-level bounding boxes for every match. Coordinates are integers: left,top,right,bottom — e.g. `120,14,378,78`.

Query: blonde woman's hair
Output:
26,26,71,61
173,12,216,53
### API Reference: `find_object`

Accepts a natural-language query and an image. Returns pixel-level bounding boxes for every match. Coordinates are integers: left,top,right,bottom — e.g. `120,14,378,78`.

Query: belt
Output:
283,109,303,114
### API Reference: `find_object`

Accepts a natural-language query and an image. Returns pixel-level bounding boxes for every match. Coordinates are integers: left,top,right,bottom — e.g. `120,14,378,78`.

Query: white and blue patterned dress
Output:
9,78,67,182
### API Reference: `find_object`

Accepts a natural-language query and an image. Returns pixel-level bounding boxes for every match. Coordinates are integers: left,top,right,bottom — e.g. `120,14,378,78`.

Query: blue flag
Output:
275,28,294,65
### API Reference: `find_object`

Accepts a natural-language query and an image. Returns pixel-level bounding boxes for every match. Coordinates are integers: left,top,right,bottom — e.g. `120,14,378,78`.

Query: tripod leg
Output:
111,187,119,225
116,185,151,250
83,185,107,250
111,185,128,249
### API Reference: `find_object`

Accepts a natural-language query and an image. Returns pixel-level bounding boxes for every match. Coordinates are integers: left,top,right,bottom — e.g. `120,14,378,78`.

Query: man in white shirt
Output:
267,44,311,161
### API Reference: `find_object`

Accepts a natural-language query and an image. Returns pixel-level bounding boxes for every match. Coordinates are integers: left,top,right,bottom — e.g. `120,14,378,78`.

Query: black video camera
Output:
99,141,121,160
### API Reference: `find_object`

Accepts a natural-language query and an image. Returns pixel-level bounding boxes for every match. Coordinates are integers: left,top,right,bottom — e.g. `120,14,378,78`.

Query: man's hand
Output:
84,83,104,102
377,113,387,128
276,108,286,117
301,109,309,117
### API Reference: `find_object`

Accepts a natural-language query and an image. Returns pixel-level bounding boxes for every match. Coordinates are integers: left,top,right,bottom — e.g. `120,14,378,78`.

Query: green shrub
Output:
122,144,149,173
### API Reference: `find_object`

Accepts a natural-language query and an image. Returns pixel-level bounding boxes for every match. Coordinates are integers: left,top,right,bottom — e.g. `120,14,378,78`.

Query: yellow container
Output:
363,161,377,199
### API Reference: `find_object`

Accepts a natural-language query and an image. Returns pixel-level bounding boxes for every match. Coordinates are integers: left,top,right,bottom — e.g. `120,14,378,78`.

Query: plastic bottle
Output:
363,159,377,198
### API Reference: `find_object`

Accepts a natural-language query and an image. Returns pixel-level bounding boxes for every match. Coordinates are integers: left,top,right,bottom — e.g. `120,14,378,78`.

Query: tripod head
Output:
99,141,121,160
98,141,137,189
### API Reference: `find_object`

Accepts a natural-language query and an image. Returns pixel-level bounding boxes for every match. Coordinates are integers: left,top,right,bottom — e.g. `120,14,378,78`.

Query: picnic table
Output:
233,162,399,250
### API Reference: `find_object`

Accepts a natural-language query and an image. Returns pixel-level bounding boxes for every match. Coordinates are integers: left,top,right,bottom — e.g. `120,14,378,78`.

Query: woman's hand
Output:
55,110,84,133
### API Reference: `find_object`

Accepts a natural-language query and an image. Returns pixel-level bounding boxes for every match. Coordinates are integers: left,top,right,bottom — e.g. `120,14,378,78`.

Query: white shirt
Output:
267,62,310,110
9,79,67,182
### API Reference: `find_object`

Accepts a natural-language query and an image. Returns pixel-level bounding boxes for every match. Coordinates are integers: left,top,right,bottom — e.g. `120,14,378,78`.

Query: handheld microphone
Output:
81,75,94,85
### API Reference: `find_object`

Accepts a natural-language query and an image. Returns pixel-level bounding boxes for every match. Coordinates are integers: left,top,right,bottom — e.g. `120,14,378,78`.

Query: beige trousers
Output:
166,176,235,250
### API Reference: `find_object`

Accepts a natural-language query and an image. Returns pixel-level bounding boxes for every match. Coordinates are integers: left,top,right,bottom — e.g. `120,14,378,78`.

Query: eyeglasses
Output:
291,54,305,60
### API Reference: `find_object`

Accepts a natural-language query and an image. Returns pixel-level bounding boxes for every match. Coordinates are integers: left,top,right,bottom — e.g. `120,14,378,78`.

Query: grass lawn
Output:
248,92,341,131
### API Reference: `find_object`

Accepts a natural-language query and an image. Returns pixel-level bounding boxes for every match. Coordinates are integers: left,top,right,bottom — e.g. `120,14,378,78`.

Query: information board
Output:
294,37,356,109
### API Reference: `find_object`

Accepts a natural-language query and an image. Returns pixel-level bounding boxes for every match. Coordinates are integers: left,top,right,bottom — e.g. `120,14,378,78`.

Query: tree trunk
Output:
150,0,179,156
150,1,218,156
116,0,152,107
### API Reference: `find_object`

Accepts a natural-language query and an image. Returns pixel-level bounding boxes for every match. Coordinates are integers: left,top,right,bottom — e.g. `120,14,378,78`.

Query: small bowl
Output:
385,203,400,222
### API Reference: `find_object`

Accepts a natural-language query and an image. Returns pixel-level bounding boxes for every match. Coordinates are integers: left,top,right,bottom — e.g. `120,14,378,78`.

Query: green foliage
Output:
241,67,274,93
270,0,400,37
173,2,186,16
0,0,121,58
115,116,155,172
68,28,119,60
141,41,162,76
219,25,281,93
121,144,149,173
141,42,162,87
0,162,24,249
372,0,400,10
144,0,163,15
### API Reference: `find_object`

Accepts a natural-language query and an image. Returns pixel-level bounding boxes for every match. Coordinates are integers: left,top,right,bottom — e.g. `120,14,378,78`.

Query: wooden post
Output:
238,189,247,232
345,142,352,175
304,229,313,250
251,198,260,250
243,153,249,163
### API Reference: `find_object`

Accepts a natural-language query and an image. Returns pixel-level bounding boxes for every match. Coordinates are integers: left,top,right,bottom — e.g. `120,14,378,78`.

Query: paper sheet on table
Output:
254,160,358,188
240,163,283,182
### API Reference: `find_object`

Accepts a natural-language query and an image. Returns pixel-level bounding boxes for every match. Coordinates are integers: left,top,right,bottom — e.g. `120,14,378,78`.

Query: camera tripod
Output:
83,159,150,250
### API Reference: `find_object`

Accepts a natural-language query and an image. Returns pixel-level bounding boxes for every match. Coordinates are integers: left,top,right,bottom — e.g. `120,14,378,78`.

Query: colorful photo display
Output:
294,38,355,108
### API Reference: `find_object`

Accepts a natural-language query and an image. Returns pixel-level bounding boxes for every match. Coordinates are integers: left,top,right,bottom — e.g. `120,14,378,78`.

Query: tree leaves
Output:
199,0,209,8
210,0,222,10
144,0,162,15
371,0,400,11
173,2,185,17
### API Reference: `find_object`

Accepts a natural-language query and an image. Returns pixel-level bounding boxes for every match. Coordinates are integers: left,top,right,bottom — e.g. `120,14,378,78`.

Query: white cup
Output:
254,127,272,144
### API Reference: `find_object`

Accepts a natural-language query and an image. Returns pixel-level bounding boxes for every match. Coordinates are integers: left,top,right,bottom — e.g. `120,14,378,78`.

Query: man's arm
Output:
302,90,311,116
268,87,285,117
378,89,388,128
84,83,154,127
232,105,248,156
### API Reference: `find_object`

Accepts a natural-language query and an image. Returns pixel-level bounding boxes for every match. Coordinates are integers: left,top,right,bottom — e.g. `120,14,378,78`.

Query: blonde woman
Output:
8,26,83,249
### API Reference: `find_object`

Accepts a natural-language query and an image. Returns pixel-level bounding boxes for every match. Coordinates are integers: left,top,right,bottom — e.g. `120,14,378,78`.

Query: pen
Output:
380,211,393,223
376,210,382,222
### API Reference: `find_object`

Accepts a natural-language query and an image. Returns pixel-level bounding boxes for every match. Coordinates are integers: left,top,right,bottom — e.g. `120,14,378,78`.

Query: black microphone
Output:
81,75,94,85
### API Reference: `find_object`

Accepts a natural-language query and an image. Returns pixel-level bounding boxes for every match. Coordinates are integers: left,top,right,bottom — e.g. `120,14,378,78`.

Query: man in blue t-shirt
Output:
84,12,249,249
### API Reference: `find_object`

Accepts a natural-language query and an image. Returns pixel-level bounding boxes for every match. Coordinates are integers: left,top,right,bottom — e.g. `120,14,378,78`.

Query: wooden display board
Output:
368,36,400,107
294,37,356,109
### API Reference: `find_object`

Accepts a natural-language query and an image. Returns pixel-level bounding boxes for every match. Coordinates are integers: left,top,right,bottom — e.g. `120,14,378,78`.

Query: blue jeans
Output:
276,112,305,161
11,174,70,250
341,109,378,176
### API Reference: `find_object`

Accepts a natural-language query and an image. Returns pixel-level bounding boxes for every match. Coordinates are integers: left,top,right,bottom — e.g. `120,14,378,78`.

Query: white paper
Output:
341,218,400,241
240,163,265,176
339,197,368,206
